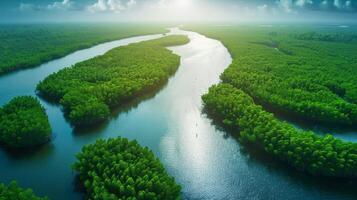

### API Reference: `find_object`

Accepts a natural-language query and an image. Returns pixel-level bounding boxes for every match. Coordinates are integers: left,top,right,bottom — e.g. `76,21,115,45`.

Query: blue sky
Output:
0,0,357,22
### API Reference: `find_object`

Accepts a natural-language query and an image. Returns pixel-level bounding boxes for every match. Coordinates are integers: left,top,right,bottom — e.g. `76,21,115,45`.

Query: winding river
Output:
0,28,356,200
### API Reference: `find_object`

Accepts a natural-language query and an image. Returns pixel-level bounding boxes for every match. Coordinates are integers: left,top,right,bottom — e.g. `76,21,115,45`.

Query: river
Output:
0,28,356,200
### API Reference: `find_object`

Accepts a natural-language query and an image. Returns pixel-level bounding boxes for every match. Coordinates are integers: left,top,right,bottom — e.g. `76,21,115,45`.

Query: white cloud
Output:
346,0,352,7
19,0,75,11
345,0,354,11
320,0,329,9
276,0,293,13
16,0,356,22
47,0,74,10
334,0,342,8
87,0,136,13
295,0,313,7
257,4,268,12
87,0,108,12
127,0,136,7
108,0,125,11
321,0,329,5
157,0,167,7
333,0,354,10
19,3,36,11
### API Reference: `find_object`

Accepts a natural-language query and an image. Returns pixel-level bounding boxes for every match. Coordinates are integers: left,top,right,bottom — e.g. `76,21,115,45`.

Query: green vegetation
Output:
203,84,357,177
73,137,181,200
187,25,357,125
0,24,167,75
294,31,357,43
0,96,51,148
37,35,189,126
0,181,48,200
185,25,357,177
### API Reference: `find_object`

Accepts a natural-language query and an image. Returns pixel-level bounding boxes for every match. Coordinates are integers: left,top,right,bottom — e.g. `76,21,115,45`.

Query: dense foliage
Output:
73,137,181,200
37,35,189,126
0,96,51,148
0,181,48,200
186,25,357,177
0,24,167,75
187,25,357,125
294,31,357,43
203,84,357,177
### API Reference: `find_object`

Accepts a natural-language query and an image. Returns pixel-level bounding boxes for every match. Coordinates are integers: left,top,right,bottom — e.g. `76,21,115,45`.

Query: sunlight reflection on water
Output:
0,27,356,200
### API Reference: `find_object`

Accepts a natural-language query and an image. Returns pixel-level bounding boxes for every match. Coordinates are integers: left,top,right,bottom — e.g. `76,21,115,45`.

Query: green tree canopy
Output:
0,96,52,148
73,137,181,200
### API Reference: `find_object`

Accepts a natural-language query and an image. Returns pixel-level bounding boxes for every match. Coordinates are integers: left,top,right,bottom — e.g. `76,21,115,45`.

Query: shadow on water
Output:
233,95,357,140
63,66,174,199
0,142,55,160
0,61,174,157
72,175,85,194
238,144,357,197
37,92,62,106
201,108,357,198
72,78,171,136
201,106,240,137
257,100,357,135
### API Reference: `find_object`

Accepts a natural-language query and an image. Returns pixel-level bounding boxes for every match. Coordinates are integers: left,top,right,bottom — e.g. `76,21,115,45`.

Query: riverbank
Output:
0,28,356,200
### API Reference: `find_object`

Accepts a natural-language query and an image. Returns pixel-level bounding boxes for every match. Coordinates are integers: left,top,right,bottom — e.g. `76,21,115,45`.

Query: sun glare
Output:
175,0,193,8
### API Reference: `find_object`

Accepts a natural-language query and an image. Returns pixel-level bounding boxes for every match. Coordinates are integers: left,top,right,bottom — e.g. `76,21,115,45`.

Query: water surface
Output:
0,28,356,200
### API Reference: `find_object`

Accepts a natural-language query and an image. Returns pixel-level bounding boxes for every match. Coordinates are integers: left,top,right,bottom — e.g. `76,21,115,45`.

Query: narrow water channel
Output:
0,28,356,200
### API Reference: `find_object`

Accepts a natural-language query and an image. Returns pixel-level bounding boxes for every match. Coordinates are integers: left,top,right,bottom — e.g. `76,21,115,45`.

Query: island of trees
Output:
37,35,189,126
0,24,167,75
0,181,48,200
187,25,357,125
0,96,51,148
185,25,357,178
73,137,181,199
203,84,357,177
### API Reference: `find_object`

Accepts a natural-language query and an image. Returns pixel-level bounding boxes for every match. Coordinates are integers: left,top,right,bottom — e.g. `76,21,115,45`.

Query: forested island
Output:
2,0,357,197
73,137,181,199
37,35,189,126
203,84,357,177
0,22,356,199
0,24,167,75
187,26,357,125
0,181,48,200
185,25,357,177
0,96,51,148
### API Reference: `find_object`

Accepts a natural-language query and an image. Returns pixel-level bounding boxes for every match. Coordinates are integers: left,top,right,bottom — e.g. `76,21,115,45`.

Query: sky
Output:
0,0,357,23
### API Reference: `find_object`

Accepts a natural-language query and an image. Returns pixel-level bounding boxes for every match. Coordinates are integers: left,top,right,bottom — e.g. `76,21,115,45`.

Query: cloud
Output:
334,0,342,8
47,0,74,10
273,0,355,13
15,0,357,22
87,0,136,13
295,0,313,7
156,0,168,8
276,0,293,13
257,4,268,12
333,0,354,10
87,0,107,12
346,0,352,7
321,0,329,6
19,0,76,11
127,0,136,7
345,1,353,10
107,0,125,11
19,3,36,12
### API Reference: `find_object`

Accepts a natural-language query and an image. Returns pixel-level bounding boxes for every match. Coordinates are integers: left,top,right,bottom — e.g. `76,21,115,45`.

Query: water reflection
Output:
158,28,234,199
0,27,356,200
